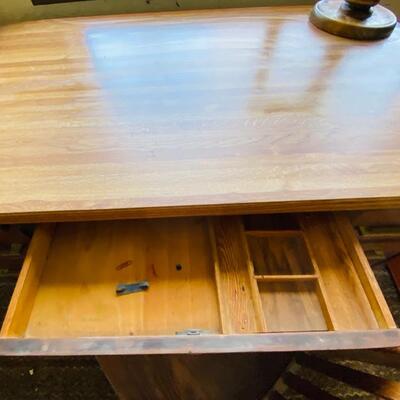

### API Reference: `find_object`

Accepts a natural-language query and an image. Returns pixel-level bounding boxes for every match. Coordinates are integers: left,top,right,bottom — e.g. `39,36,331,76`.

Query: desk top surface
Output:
1,6,400,223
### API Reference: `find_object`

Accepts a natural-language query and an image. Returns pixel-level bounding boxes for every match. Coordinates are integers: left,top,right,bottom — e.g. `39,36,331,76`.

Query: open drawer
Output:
0,213,399,355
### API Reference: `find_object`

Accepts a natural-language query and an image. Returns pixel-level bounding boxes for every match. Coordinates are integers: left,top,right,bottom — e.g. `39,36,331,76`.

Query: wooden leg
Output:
97,353,291,400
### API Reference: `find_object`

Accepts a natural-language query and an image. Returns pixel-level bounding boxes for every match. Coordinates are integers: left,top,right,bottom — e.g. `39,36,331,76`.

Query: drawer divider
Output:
208,217,267,333
299,219,338,331
254,275,318,282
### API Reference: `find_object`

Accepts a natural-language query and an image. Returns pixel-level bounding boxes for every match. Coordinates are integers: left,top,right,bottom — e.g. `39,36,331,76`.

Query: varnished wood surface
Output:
23,219,221,337
0,330,399,356
334,213,396,329
258,281,327,332
1,6,400,223
301,214,380,330
0,224,55,337
247,233,314,275
1,213,395,345
210,217,264,333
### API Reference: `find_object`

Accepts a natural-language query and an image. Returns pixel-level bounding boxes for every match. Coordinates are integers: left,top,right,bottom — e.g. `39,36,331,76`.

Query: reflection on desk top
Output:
1,6,400,223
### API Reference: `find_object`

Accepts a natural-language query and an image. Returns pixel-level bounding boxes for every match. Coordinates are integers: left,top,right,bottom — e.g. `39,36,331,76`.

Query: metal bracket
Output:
116,280,149,296
175,329,214,336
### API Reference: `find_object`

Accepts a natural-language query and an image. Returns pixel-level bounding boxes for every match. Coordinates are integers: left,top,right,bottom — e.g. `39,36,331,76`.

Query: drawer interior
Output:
1,213,395,338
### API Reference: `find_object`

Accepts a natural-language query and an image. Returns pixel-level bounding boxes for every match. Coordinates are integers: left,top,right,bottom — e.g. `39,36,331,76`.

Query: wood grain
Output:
247,233,314,275
97,353,291,400
0,224,54,337
300,226,337,331
25,218,221,337
258,281,327,332
334,213,396,329
244,214,337,331
0,330,399,356
300,214,380,330
1,213,397,350
255,274,318,281
209,217,264,333
1,6,400,223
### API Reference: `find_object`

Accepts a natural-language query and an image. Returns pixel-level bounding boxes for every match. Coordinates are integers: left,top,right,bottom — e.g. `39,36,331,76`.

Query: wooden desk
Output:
1,6,400,223
1,7,400,399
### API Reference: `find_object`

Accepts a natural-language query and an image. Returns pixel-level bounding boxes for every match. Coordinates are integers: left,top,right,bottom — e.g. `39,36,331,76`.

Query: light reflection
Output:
319,41,400,153
251,21,326,112
84,18,400,156
85,22,267,120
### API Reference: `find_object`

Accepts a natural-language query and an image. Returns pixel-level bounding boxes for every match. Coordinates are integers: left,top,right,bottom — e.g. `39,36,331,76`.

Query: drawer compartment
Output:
258,280,327,333
1,213,396,341
2,218,221,338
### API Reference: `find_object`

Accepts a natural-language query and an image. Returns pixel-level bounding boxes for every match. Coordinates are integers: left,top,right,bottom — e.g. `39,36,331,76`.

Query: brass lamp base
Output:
310,0,397,40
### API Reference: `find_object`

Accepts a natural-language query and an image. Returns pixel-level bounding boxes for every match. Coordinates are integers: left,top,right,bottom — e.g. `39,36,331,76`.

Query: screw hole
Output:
176,264,183,271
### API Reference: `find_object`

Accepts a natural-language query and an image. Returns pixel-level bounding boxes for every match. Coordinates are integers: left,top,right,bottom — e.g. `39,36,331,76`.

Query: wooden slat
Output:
0,224,55,337
300,214,380,330
299,217,337,331
209,217,264,333
0,330,399,356
296,353,400,400
314,280,336,331
240,221,269,332
255,275,318,282
283,372,340,400
335,214,396,329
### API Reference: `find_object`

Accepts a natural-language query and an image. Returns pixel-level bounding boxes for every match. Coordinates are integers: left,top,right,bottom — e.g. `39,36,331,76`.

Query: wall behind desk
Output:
0,0,303,24
1,0,397,25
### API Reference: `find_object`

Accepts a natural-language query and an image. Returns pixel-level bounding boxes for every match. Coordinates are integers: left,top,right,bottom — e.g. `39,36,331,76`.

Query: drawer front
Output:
0,212,398,355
